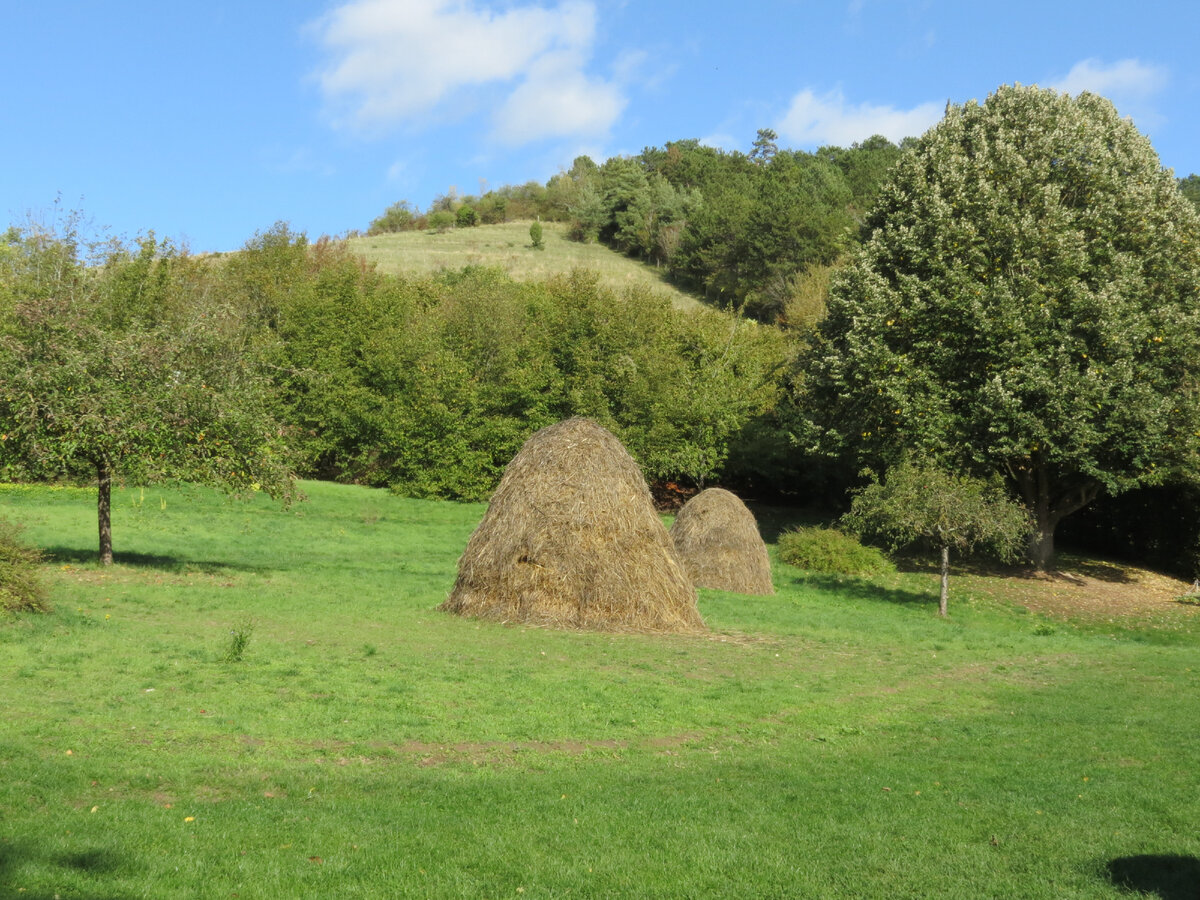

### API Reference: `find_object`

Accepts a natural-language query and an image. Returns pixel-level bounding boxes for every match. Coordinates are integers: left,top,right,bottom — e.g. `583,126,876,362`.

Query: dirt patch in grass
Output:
955,555,1199,624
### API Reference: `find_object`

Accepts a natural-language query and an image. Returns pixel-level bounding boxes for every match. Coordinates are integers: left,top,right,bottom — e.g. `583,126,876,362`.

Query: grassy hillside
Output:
347,221,703,310
1,480,1198,898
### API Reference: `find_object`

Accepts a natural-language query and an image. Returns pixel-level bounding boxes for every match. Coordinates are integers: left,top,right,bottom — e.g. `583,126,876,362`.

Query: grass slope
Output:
347,221,703,310
1,480,1198,898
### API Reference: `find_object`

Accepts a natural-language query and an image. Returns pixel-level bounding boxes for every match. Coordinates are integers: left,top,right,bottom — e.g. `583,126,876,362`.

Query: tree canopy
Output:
0,225,296,564
800,84,1200,569
843,460,1029,615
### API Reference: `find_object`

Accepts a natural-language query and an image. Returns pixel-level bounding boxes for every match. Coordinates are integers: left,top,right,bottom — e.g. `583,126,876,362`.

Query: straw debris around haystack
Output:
669,488,775,595
440,418,704,633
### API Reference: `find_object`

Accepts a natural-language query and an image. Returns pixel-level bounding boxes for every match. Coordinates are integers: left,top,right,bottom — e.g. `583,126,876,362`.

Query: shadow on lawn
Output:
890,550,1137,585
43,546,264,575
0,839,135,900
794,573,933,606
1105,854,1200,900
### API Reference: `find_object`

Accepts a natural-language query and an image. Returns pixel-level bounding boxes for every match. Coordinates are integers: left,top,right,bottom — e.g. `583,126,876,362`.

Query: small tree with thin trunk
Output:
843,460,1030,616
0,225,295,565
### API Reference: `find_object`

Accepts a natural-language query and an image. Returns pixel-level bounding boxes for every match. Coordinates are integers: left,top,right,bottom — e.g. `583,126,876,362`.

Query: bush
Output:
776,526,894,576
0,517,49,613
455,205,479,228
368,201,417,234
427,211,455,233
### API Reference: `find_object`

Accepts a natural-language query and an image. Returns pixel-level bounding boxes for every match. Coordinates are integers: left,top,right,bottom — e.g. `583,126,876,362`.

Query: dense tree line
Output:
1,222,791,539
7,88,1200,573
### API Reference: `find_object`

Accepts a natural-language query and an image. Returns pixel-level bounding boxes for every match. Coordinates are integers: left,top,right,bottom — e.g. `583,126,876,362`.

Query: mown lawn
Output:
1,480,1197,898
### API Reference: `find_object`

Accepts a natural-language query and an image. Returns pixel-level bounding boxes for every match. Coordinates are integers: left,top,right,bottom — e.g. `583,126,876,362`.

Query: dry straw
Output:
669,488,775,595
440,418,704,633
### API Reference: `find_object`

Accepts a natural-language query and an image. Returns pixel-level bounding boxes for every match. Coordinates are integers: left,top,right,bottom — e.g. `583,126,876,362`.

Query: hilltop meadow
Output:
347,220,701,311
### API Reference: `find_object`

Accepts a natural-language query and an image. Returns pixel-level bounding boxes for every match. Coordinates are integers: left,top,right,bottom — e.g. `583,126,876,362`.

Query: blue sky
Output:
3,1,1198,252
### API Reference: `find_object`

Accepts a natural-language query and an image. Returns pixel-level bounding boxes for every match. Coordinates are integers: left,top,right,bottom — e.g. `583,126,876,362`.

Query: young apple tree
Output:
843,460,1030,616
0,226,295,565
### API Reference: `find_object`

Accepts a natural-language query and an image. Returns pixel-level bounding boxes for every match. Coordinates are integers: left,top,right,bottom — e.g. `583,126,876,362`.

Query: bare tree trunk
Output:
1030,519,1055,573
97,460,113,566
939,544,950,617
1011,462,1098,573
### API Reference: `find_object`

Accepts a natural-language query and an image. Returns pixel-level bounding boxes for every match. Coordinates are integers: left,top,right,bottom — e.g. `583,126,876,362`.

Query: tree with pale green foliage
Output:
800,84,1200,570
529,220,544,250
0,225,296,565
843,460,1030,616
368,200,417,234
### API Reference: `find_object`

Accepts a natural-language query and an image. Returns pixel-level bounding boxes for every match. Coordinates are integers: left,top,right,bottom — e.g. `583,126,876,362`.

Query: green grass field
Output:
346,221,703,311
1,480,1198,898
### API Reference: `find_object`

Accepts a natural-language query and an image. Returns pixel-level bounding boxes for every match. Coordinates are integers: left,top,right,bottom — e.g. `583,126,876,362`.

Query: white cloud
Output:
698,132,738,152
311,0,624,144
777,88,942,147
492,52,625,144
1048,58,1167,100
1047,58,1168,130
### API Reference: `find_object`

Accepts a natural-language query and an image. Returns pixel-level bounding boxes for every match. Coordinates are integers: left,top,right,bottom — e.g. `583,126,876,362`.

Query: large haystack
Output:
669,488,775,595
440,418,704,633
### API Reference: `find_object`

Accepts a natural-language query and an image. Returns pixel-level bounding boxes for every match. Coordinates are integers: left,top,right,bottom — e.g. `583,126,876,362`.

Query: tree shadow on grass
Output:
793,572,934,607
1105,854,1200,900
890,549,1138,585
0,839,135,900
42,546,265,575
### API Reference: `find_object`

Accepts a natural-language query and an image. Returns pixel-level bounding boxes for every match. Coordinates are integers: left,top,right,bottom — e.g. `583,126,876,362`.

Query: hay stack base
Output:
669,488,775,595
440,418,704,633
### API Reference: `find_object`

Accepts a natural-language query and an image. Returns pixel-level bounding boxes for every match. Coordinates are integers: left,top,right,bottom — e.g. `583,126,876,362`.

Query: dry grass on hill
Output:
347,221,702,310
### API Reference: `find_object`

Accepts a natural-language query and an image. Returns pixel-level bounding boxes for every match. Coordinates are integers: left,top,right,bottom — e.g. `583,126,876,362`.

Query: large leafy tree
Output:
800,84,1200,569
0,226,295,565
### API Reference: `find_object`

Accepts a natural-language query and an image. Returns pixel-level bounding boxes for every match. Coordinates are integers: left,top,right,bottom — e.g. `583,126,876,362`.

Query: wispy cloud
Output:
1047,58,1168,129
777,88,942,147
1048,58,1167,100
311,0,624,143
698,132,739,152
491,53,625,144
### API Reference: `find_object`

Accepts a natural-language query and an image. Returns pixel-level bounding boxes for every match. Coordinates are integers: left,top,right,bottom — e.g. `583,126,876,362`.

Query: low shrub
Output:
776,526,894,576
0,517,49,613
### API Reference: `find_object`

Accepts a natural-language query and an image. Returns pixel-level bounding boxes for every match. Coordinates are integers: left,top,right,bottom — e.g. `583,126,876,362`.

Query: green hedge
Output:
777,526,894,576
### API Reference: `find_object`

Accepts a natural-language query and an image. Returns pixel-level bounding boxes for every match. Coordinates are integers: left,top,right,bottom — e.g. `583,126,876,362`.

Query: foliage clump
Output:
0,517,49,614
776,526,894,577
263,256,786,500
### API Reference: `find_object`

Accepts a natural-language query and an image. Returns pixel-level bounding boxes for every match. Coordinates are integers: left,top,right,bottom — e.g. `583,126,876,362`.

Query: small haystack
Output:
669,488,775,595
440,418,704,633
